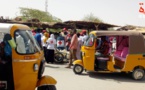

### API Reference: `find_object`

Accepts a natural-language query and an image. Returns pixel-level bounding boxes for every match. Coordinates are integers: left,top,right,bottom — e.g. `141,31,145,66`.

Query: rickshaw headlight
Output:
33,63,39,71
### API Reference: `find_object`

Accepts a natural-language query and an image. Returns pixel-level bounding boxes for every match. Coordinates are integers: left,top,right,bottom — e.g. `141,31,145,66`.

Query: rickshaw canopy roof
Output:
0,23,30,33
0,23,14,33
91,30,145,54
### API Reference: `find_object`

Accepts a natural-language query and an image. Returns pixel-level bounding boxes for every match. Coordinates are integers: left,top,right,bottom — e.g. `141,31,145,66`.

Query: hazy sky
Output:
0,0,145,26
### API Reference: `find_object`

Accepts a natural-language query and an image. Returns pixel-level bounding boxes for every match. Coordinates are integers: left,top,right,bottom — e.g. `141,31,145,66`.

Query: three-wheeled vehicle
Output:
73,30,145,80
0,23,57,90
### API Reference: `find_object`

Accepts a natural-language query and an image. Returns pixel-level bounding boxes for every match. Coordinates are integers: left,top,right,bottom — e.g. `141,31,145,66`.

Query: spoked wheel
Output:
54,53,64,63
73,64,84,74
132,68,145,80
37,85,56,90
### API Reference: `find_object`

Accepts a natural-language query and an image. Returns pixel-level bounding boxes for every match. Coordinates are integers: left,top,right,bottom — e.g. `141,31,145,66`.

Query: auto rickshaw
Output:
73,30,145,80
0,23,57,90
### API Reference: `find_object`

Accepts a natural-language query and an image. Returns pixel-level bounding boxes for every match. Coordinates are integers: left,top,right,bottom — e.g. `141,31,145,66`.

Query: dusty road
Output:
43,63,145,90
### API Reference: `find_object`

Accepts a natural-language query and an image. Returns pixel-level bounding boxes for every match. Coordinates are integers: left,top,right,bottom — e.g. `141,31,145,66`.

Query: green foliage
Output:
108,28,115,30
19,7,62,22
48,28,62,33
82,13,103,23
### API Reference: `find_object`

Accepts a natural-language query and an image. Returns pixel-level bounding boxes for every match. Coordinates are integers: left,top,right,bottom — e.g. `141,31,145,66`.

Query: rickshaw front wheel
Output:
132,68,145,80
37,85,56,90
73,64,84,74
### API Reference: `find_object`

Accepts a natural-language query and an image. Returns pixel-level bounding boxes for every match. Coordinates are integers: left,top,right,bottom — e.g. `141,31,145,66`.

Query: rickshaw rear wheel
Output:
37,85,56,90
54,53,64,63
73,64,84,74
132,68,145,80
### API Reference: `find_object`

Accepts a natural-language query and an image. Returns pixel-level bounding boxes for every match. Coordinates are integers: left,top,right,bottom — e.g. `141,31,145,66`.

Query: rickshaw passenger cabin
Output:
73,30,145,80
0,23,57,90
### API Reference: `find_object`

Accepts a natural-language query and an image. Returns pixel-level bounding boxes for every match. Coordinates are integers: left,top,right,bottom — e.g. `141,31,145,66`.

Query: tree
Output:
82,13,103,23
19,7,62,22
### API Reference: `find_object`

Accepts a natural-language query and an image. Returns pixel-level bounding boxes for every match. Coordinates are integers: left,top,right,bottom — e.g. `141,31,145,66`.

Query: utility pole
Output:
45,0,48,13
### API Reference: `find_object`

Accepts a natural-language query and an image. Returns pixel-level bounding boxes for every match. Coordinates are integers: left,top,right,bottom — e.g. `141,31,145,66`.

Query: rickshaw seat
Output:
96,56,109,69
97,57,109,61
114,47,128,62
114,55,126,62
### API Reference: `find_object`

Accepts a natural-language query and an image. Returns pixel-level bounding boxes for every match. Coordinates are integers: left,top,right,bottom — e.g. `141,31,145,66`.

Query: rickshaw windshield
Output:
84,34,95,46
14,30,41,54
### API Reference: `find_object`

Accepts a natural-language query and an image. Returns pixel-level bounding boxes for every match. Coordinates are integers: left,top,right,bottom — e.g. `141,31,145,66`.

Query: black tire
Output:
73,64,84,74
37,85,56,90
54,53,64,63
132,68,145,80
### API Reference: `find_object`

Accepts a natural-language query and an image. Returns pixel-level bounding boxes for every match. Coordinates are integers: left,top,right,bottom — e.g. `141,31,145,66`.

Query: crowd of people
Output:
32,28,88,68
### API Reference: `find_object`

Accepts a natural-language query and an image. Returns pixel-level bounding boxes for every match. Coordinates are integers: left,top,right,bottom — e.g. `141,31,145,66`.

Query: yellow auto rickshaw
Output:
73,30,145,80
0,23,57,90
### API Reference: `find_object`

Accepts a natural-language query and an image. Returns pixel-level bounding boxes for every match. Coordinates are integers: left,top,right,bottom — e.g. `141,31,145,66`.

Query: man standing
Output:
42,32,49,61
81,30,88,43
76,33,83,60
66,29,78,68
34,29,42,48
65,33,71,51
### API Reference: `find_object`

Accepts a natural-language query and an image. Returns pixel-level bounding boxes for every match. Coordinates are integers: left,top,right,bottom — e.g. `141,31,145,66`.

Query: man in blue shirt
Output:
34,29,42,48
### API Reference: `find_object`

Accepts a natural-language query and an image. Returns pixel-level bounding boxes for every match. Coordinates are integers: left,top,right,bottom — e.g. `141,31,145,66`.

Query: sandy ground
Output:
43,63,145,90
